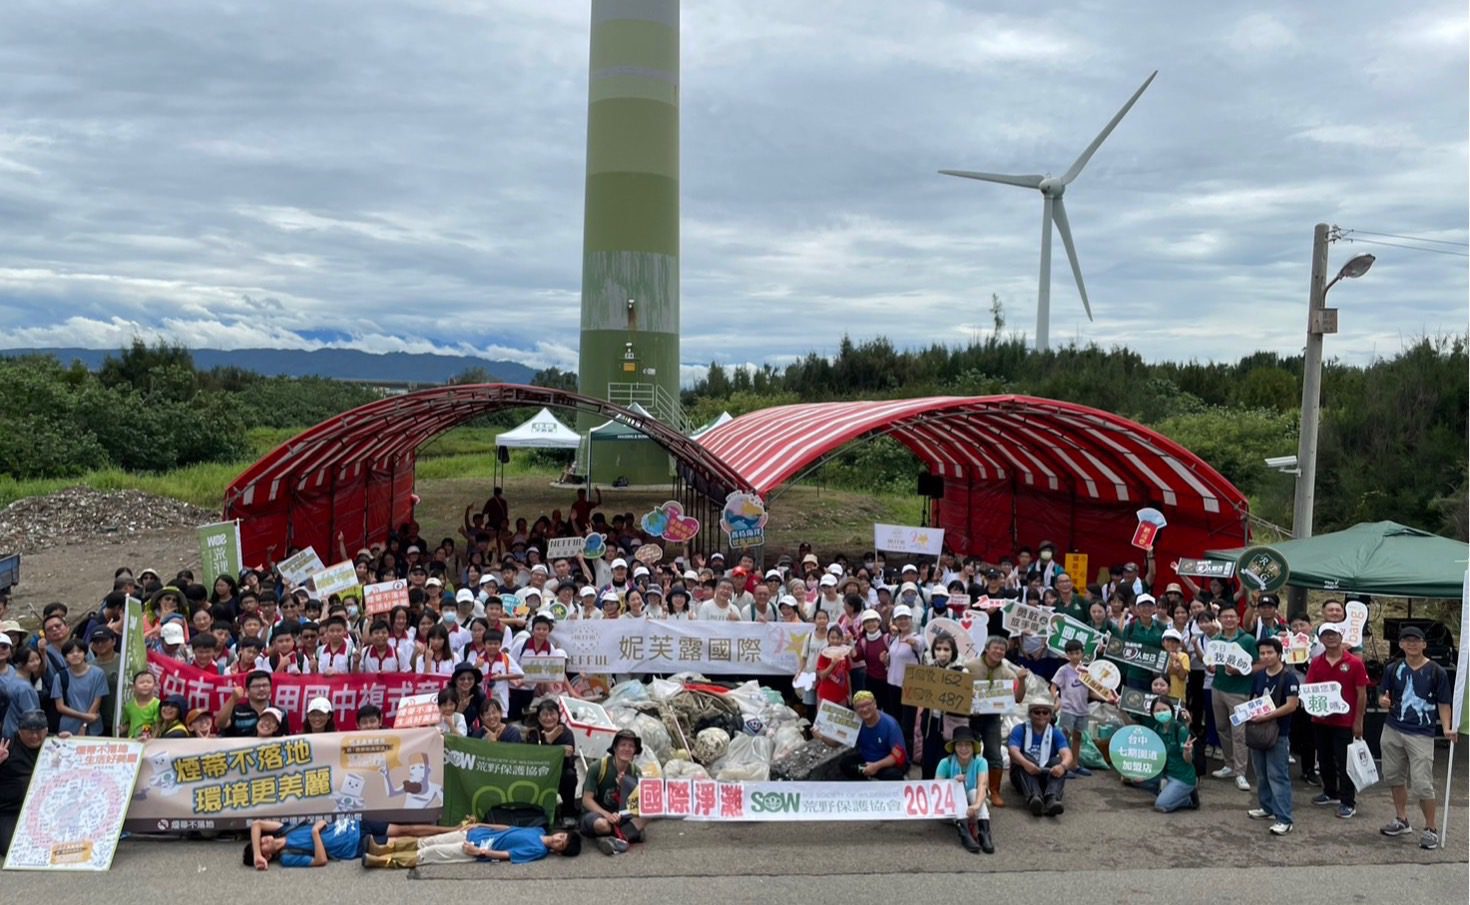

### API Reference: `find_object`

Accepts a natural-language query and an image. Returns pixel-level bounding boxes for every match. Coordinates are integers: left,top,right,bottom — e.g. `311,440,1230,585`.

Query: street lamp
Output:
1292,226,1375,542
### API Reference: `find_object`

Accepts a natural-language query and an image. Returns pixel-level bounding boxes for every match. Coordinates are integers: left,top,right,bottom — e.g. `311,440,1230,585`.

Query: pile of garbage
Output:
598,674,808,783
0,487,215,552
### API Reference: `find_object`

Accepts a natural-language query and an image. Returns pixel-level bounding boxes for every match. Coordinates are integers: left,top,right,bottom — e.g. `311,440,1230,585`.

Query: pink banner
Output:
147,652,448,732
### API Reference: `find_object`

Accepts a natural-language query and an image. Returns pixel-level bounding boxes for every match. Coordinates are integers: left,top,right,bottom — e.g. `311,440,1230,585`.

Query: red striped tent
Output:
698,395,1249,583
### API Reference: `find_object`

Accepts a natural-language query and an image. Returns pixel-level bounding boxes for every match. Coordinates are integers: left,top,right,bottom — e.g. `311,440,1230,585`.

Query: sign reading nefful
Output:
873,524,945,557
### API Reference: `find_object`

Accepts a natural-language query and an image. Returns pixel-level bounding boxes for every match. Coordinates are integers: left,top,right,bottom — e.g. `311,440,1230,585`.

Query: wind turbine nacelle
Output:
1038,176,1065,197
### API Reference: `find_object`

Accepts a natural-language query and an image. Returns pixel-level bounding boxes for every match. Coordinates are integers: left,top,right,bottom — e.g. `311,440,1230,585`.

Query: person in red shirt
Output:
1304,623,1369,817
815,626,854,707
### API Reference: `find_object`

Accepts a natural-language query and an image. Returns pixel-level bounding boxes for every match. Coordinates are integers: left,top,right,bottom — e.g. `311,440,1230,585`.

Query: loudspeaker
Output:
497,446,511,464
917,473,944,499
1383,618,1455,666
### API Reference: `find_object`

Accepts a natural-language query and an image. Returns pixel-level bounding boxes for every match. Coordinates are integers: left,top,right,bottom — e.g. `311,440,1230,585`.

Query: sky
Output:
0,1,1465,383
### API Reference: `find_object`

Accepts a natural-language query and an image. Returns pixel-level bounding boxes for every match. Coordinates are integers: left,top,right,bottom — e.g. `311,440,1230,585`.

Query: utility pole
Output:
1288,224,1332,619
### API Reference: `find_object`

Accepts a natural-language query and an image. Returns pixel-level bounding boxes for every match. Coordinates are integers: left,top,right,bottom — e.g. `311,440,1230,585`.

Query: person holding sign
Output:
1208,606,1259,791
963,636,1029,808
1245,637,1299,836
835,690,907,781
1006,695,1073,817
1135,697,1199,813
1303,623,1368,818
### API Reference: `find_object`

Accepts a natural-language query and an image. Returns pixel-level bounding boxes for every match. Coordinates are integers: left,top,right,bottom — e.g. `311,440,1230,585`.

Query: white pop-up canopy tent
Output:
495,407,582,450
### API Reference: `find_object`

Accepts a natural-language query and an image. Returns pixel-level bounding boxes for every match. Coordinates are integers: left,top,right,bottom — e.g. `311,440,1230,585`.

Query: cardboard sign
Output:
2,738,142,871
1175,557,1235,579
1230,695,1276,727
1110,725,1167,781
1045,613,1104,661
1300,681,1351,717
363,579,409,617
971,679,1019,716
1236,545,1290,593
546,536,584,560
393,691,442,728
640,500,700,543
812,700,861,747
1132,508,1168,551
519,654,567,683
1343,600,1368,648
1002,601,1054,636
1205,640,1254,674
1283,631,1313,665
310,560,359,598
1080,660,1121,697
1103,635,1170,674
197,521,243,590
901,665,976,715
277,547,326,586
719,490,768,550
873,523,945,556
1063,552,1088,585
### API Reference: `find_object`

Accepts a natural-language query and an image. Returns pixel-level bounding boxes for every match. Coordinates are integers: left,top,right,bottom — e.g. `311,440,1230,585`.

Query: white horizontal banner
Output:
550,620,811,675
637,778,965,821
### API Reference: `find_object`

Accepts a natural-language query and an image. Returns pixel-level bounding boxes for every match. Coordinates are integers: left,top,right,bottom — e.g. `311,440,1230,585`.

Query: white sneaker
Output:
1235,776,1252,791
1269,821,1294,836
1212,766,1235,779
1247,808,1274,819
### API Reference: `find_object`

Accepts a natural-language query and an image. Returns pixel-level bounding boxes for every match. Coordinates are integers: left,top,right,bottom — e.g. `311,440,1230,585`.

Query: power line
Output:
1338,235,1469,258
1345,228,1468,248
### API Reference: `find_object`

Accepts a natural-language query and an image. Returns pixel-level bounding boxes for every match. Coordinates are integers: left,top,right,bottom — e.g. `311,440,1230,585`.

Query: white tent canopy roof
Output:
495,407,582,449
690,411,733,440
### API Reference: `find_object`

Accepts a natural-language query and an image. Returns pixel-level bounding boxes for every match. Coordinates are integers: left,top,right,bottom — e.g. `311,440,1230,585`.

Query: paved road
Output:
4,762,1465,902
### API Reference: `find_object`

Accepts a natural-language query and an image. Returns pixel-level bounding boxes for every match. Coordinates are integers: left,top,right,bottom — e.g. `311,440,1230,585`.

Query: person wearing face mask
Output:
1026,541,1062,589
1135,697,1199,812
882,605,926,761
918,633,969,779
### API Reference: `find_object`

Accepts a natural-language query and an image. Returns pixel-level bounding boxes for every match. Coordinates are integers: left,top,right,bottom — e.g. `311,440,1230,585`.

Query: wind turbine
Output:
941,71,1157,351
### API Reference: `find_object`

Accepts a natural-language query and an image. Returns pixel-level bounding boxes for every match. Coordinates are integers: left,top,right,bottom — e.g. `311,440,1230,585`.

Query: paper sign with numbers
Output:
1299,681,1351,717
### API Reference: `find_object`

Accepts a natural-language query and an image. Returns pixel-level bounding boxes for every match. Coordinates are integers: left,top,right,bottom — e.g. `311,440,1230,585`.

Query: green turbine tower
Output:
577,0,684,485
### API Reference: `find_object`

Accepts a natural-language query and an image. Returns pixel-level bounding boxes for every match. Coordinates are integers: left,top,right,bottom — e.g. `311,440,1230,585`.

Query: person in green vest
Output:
1207,605,1260,791
1051,573,1089,624
1120,594,1166,691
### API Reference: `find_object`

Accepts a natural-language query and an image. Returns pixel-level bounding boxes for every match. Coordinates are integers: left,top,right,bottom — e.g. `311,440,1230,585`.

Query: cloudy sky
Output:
0,1,1464,380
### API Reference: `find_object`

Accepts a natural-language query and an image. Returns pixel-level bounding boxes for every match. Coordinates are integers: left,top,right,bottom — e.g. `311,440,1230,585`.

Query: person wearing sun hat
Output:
580,728,648,854
937,726,994,853
1006,693,1073,817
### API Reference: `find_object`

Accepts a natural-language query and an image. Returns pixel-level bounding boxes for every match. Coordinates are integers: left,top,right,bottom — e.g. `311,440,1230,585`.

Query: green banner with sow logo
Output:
442,736,564,827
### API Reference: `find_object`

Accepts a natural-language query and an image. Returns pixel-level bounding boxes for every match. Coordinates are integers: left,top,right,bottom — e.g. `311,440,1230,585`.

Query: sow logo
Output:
749,791,800,813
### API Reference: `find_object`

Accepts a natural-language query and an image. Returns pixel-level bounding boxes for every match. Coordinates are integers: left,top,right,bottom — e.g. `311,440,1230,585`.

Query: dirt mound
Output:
0,487,216,553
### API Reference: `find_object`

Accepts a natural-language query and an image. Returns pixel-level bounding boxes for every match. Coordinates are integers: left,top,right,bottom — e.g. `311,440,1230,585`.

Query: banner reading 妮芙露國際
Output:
197,521,242,589
123,729,443,832
442,735,564,827
636,778,965,821
550,620,809,675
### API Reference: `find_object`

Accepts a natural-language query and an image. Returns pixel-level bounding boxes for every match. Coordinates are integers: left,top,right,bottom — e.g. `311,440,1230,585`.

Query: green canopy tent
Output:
1209,520,1469,599
583,402,672,485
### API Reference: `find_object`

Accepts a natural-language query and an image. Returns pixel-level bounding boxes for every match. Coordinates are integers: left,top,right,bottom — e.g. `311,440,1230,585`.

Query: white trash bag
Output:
1346,738,1379,792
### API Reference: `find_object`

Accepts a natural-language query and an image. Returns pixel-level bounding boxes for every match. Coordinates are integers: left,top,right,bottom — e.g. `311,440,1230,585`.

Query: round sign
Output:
1109,725,1167,781
1082,658,1120,691
1236,545,1289,593
634,543,663,565
924,616,980,661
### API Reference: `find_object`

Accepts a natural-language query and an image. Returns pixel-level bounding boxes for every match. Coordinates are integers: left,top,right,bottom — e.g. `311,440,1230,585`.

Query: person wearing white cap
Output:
814,573,842,622
885,603,927,761
574,586,602,621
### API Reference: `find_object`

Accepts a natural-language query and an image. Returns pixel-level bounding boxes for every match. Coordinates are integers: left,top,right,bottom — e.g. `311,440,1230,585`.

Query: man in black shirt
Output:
215,670,288,737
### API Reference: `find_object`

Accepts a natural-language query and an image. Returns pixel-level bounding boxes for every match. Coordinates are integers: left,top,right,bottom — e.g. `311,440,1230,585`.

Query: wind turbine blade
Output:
1061,70,1157,185
1037,196,1053,351
1052,197,1093,321
939,169,1044,189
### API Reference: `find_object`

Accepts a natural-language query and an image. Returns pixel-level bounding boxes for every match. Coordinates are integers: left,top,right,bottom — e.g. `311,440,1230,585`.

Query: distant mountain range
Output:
1,347,537,385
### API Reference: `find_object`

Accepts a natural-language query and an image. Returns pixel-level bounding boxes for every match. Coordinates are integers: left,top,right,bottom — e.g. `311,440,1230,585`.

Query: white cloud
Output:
0,0,1462,377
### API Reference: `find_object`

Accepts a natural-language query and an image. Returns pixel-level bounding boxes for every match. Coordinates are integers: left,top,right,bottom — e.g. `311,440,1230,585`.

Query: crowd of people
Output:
0,489,1459,864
